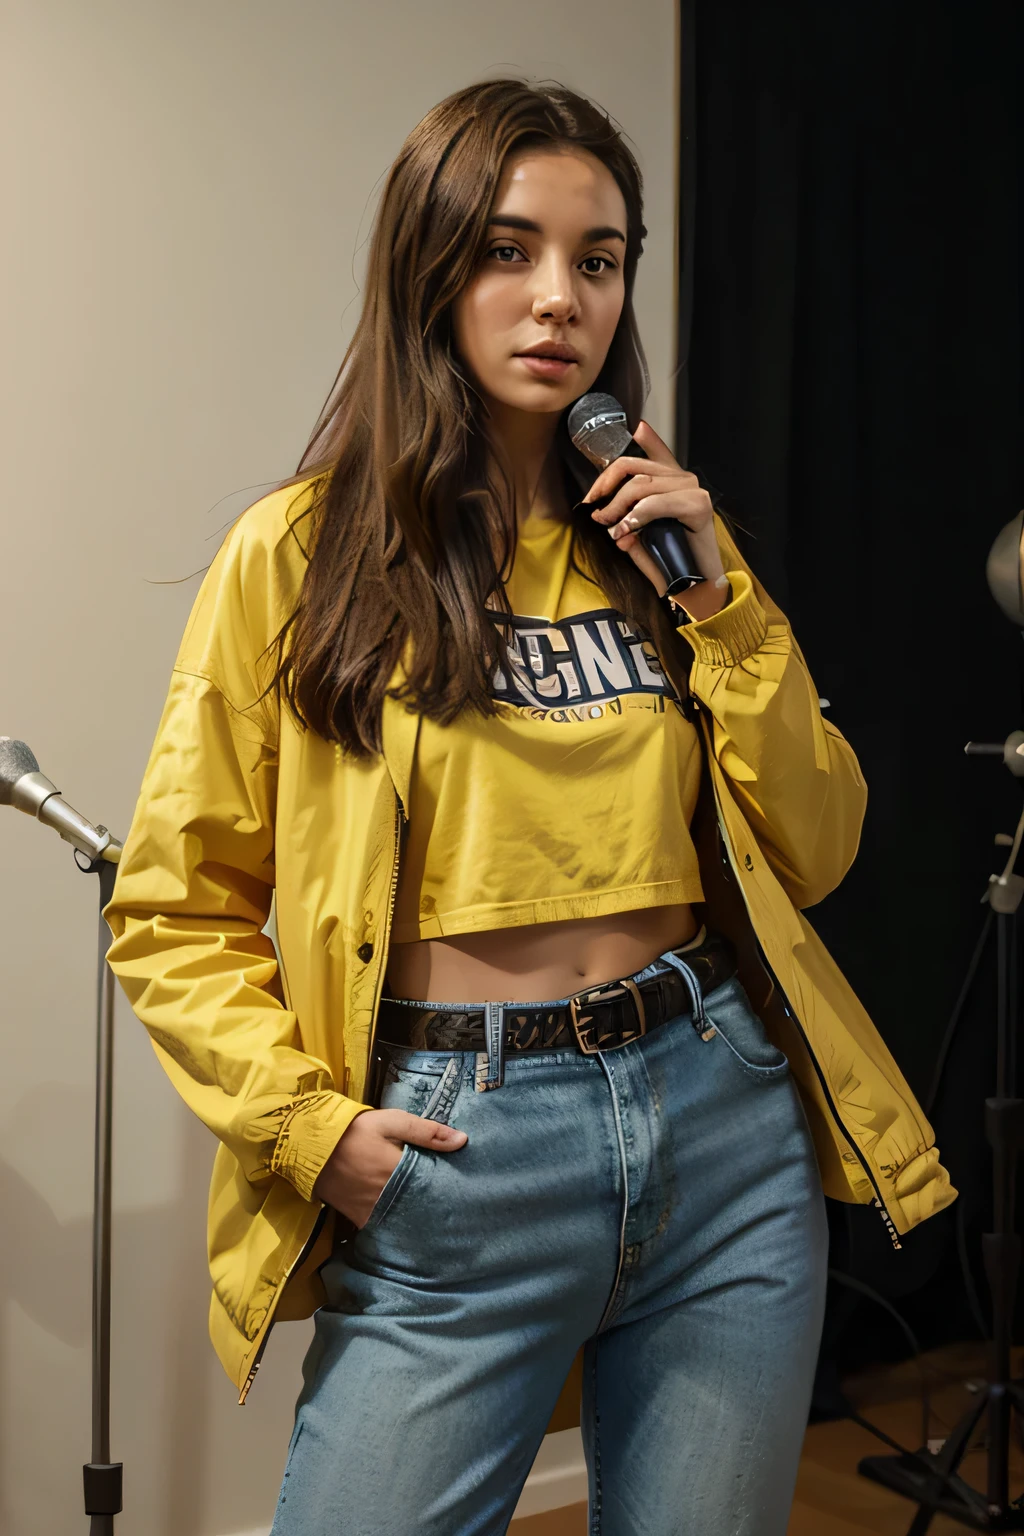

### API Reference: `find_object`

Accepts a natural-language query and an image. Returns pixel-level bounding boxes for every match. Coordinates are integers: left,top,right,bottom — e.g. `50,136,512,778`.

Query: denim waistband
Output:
380,925,720,1091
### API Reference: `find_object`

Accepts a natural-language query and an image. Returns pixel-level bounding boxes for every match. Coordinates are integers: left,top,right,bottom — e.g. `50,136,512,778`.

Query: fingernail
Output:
436,1127,467,1144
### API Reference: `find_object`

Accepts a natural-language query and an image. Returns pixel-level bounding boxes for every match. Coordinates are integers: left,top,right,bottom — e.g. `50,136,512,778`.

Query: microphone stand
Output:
79,845,123,1534
858,731,1024,1532
1,738,125,1527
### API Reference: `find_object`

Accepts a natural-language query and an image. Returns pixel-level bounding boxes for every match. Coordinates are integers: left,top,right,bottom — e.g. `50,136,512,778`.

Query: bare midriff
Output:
384,901,700,1005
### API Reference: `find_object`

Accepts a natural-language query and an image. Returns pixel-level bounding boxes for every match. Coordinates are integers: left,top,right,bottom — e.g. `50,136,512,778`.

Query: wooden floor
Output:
513,1344,1024,1534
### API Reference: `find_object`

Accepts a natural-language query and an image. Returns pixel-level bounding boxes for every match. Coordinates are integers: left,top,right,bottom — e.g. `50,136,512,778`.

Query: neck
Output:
482,399,569,529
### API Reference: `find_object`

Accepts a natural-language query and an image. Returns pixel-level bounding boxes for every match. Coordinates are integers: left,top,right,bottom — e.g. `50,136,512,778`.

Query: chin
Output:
492,381,583,413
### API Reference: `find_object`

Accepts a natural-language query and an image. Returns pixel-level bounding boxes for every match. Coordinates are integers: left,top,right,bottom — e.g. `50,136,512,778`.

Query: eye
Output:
487,244,526,264
580,255,616,276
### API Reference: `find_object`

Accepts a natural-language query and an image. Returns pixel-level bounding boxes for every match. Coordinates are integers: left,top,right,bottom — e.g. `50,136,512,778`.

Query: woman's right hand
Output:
312,1108,468,1229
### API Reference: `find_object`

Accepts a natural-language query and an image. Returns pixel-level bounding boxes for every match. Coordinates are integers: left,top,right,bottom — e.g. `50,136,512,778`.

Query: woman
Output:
105,80,954,1535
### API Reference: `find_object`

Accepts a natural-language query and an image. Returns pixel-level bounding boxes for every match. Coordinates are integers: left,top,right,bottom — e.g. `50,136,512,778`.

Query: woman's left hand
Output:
583,420,729,617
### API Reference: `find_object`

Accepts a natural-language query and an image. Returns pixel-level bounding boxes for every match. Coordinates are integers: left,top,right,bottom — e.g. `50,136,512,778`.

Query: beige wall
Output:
0,4,679,1532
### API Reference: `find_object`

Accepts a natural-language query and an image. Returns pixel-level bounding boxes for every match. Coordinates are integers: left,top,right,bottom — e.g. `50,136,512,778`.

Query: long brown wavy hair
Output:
272,78,687,755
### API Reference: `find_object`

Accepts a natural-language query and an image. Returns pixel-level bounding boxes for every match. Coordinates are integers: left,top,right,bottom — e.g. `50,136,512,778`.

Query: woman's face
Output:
451,147,628,419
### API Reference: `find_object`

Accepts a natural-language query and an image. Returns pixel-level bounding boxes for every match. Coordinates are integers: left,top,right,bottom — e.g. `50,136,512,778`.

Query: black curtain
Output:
677,0,1024,1375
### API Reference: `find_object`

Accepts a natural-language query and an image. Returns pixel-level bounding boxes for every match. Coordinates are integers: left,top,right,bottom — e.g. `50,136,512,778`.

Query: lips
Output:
515,341,580,362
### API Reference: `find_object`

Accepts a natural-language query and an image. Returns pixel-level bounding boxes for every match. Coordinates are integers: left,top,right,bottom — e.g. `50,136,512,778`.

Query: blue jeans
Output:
270,966,828,1536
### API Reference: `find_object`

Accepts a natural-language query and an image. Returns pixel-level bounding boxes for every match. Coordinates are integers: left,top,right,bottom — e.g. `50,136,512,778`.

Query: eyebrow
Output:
487,214,626,245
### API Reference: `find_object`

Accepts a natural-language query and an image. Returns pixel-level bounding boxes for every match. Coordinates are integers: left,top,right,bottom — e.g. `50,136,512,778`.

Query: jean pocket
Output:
360,1141,419,1232
378,1048,464,1120
704,980,790,1082
358,1053,464,1234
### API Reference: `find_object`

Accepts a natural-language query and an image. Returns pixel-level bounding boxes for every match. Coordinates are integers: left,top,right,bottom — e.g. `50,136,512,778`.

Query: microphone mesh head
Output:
567,392,633,468
567,392,623,439
0,737,40,802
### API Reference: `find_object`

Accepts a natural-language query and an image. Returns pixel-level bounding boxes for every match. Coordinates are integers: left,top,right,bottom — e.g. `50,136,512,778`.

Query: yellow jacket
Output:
104,478,956,1403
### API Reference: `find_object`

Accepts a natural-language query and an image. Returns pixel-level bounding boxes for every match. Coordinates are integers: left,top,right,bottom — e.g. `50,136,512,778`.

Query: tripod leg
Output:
988,1381,1012,1513
982,902,1024,1516
905,1499,938,1536
903,1389,989,1536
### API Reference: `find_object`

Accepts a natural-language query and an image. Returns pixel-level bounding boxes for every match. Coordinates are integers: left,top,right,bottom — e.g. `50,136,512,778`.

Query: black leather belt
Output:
376,930,737,1056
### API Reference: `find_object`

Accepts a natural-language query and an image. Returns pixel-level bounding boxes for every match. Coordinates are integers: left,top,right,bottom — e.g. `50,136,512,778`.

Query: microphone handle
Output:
642,520,704,597
590,438,704,596
9,769,122,863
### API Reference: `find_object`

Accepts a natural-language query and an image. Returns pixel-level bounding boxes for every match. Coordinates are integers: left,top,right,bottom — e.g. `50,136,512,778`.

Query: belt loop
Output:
476,1000,505,1090
660,950,715,1040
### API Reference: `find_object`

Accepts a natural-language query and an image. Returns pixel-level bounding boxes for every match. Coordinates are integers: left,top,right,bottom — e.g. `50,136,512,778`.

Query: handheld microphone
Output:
0,737,122,864
568,392,704,596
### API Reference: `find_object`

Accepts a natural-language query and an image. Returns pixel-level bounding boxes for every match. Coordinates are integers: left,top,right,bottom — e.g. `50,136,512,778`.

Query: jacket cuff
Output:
270,1090,371,1202
676,568,768,667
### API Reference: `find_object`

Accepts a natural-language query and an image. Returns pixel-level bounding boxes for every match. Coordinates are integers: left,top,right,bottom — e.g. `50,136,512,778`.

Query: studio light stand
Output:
858,512,1024,1533
0,738,124,1532
859,730,1024,1531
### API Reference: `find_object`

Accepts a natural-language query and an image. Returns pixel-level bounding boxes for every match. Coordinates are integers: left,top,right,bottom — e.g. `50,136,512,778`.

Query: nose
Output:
530,255,579,325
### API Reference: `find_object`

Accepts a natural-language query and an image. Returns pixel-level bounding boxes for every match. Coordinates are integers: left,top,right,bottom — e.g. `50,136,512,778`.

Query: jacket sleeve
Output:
676,514,867,908
104,558,368,1203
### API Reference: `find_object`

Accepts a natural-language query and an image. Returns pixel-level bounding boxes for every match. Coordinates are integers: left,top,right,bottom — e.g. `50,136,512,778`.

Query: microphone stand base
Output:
860,1437,1024,1531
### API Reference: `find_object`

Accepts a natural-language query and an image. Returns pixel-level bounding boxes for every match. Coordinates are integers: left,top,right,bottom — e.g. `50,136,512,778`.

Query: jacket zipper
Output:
238,1201,329,1404
367,799,404,1057
747,922,903,1252
701,719,903,1251
240,801,405,1405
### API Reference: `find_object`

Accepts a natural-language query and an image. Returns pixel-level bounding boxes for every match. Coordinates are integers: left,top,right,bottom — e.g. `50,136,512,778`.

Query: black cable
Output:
846,1408,914,1457
924,908,995,1120
837,1206,950,1442
955,1191,991,1340
828,1268,931,1447
916,907,998,1349
826,1268,994,1475
837,1205,972,1425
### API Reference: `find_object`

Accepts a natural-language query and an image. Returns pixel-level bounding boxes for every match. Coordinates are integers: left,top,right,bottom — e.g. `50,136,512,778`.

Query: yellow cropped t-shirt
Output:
391,514,706,942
